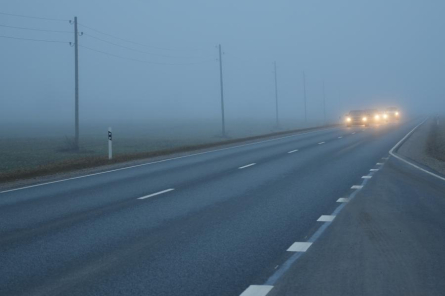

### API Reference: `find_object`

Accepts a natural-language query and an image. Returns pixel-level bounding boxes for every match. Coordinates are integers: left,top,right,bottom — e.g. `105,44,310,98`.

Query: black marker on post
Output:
108,127,112,160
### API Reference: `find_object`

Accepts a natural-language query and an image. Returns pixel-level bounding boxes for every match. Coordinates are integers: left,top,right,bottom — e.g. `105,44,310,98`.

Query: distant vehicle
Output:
364,109,384,124
385,107,400,122
345,110,369,127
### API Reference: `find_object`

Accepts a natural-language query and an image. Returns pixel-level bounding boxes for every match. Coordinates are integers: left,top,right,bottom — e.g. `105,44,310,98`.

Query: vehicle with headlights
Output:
365,109,384,124
345,110,369,127
385,107,400,122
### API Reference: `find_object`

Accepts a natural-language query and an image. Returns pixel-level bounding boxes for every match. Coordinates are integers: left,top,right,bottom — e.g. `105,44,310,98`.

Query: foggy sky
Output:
1,0,445,128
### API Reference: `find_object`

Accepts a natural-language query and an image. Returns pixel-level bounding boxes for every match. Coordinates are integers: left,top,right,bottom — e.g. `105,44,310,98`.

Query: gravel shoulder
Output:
397,115,445,175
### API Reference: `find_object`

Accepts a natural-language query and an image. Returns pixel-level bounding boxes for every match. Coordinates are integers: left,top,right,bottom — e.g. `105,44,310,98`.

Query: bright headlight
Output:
375,115,380,120
346,117,351,122
362,117,367,121
395,112,399,116
383,114,388,119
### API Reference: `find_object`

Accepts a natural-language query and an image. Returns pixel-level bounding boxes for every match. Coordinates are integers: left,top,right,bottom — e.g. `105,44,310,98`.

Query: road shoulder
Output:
268,158,445,296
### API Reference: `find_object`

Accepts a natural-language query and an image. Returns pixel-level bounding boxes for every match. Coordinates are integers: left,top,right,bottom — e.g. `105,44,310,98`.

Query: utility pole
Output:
74,16,79,150
322,81,326,125
218,44,226,137
303,71,307,124
274,62,279,128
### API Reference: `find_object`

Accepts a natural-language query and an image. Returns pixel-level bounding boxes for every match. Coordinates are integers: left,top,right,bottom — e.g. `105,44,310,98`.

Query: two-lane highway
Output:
0,119,422,296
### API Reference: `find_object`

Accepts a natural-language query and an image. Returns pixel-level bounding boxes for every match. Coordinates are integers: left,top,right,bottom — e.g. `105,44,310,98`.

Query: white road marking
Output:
318,142,325,145
337,197,349,203
370,169,379,172
317,215,335,222
239,163,256,169
389,117,445,182
361,176,372,179
287,242,312,252
0,126,339,194
338,136,343,139
138,189,174,200
376,162,384,165
288,149,299,154
240,285,274,296
351,185,363,189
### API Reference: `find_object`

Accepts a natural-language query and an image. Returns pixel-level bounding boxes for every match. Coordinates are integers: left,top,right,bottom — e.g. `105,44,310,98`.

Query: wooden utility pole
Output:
74,16,79,150
303,71,307,123
218,44,226,137
274,62,279,127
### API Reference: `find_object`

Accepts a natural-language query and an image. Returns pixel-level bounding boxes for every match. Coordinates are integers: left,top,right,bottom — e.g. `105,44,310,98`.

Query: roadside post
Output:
108,127,112,160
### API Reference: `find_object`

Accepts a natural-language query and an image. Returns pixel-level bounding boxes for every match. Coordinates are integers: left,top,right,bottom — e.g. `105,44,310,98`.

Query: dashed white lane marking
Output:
318,142,325,145
337,197,349,203
239,163,256,169
240,285,274,296
361,176,372,179
351,185,363,189
317,215,336,222
376,162,384,165
288,149,299,154
370,169,379,172
338,136,343,139
287,242,312,252
138,189,175,200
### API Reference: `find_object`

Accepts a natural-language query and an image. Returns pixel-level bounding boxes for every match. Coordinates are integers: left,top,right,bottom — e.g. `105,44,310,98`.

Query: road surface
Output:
268,148,445,296
0,119,424,296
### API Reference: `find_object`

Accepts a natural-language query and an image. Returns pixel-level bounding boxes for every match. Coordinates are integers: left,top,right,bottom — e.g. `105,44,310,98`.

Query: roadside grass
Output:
1,119,326,182
428,115,445,162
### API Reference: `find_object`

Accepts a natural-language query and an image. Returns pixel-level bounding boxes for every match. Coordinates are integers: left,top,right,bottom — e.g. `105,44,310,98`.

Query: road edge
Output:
389,117,445,182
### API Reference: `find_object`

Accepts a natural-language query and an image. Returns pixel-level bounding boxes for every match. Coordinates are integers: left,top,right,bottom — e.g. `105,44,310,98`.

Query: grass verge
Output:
0,124,337,184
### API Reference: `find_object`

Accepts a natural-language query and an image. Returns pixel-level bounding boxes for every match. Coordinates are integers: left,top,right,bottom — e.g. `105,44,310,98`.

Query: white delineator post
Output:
108,127,112,160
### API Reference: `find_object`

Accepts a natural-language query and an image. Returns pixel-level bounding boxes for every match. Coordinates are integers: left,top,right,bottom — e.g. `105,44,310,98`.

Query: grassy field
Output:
0,118,326,181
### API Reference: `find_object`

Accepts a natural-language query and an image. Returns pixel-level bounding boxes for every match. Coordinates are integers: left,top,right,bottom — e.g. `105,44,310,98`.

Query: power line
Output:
83,33,206,59
0,35,69,43
78,22,204,52
0,24,71,33
0,12,68,22
79,45,216,66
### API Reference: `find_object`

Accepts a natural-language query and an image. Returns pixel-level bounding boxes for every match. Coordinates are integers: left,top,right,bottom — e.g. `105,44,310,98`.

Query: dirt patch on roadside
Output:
398,116,445,175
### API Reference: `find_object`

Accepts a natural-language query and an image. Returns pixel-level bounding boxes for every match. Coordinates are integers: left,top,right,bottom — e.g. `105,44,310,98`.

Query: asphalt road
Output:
0,119,423,296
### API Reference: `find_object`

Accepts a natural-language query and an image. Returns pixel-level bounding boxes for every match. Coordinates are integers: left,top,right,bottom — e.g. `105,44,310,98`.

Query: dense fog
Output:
1,0,444,137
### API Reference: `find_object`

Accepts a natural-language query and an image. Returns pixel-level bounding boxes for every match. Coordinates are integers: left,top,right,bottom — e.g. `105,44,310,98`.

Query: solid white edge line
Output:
389,118,445,182
239,163,256,169
0,126,339,194
288,149,299,154
240,285,274,296
138,189,175,200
